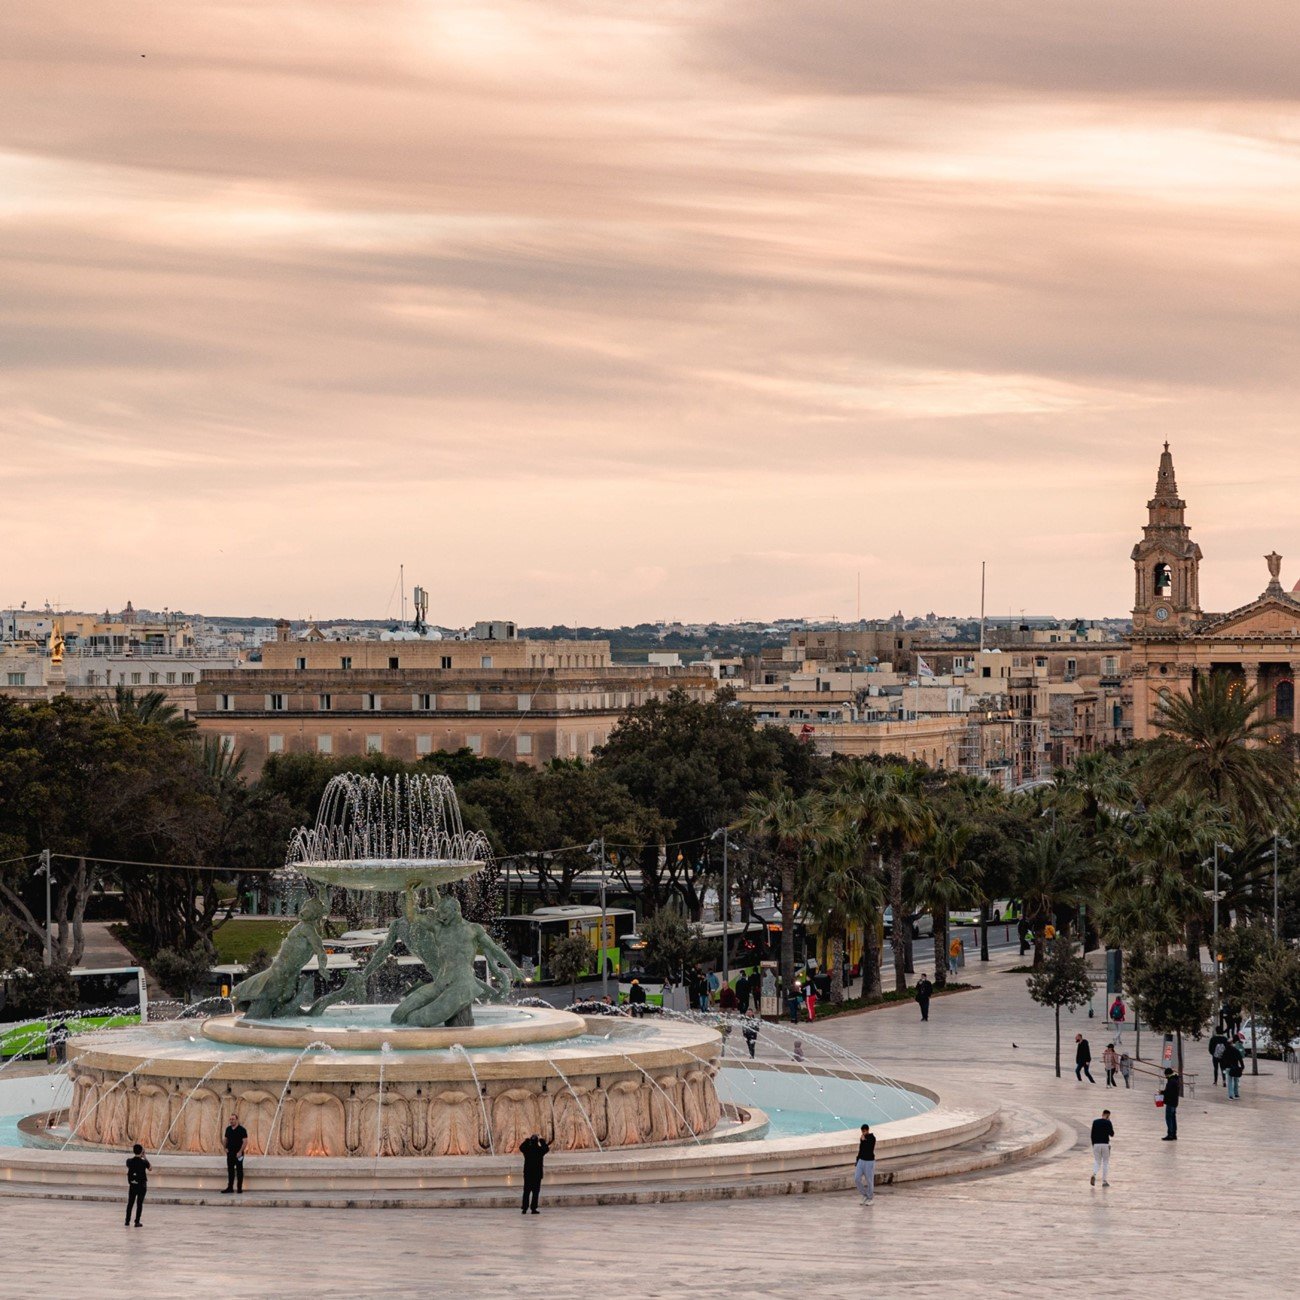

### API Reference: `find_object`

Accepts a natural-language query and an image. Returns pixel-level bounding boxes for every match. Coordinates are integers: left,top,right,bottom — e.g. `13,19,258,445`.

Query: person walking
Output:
1089,1110,1114,1187
628,978,646,1018
742,1020,759,1058
222,1112,248,1194
948,936,961,977
1074,1034,1095,1083
1160,1067,1180,1139
519,1133,549,1214
1223,1038,1244,1100
1109,995,1127,1048
786,986,802,1024
1017,918,1030,957
736,973,751,1017
719,981,738,1012
125,1143,150,1226
915,974,933,1022
1102,1042,1118,1088
1208,1026,1228,1086
804,983,817,1022
853,1124,876,1205
1118,1051,1132,1089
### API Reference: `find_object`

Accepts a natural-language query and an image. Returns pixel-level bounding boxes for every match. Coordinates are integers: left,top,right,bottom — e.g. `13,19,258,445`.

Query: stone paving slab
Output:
2,952,1297,1299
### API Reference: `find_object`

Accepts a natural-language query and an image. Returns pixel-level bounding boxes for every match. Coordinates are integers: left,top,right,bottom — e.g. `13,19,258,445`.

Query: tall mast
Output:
979,560,986,653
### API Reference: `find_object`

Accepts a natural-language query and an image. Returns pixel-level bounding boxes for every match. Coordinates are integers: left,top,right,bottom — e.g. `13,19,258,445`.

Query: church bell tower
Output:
1131,443,1201,634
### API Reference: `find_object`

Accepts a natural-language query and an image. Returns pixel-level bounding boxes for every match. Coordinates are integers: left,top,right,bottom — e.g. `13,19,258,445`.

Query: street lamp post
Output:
1274,832,1280,941
37,849,52,967
588,838,608,1000
711,828,731,986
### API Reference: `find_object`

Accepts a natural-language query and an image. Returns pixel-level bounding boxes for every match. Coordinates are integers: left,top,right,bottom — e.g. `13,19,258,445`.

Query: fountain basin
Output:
64,1016,724,1158
203,1005,586,1052
300,857,484,891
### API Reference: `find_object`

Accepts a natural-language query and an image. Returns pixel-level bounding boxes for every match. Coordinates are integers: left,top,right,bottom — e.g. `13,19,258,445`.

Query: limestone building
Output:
1130,445,1300,741
193,621,715,772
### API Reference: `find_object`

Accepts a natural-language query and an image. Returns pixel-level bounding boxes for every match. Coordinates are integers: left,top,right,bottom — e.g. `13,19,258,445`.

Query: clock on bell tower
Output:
1131,443,1201,634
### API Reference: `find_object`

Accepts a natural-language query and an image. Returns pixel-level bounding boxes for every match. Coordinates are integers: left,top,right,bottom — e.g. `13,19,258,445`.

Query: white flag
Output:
916,655,935,678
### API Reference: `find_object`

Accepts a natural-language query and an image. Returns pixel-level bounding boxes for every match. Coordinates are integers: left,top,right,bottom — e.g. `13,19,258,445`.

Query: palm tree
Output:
800,812,883,1002
908,820,981,988
1017,824,1093,966
101,685,196,736
1054,751,1135,839
1112,794,1230,960
829,762,933,992
736,788,813,991
1144,674,1293,829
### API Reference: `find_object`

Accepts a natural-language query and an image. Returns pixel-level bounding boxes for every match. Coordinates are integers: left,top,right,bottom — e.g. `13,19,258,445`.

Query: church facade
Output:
1131,445,1300,741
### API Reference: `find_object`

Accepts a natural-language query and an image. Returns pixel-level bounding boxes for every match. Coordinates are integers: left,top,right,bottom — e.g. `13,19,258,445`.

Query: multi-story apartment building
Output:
193,621,716,772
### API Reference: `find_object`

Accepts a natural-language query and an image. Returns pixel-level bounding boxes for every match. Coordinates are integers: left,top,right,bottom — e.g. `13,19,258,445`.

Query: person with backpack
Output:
1109,995,1127,1047
1208,1027,1228,1086
1223,1037,1244,1100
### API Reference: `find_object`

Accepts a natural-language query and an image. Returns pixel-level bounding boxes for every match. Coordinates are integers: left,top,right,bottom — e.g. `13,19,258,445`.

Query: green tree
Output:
1026,937,1095,1078
1143,675,1293,829
1220,924,1283,1072
100,686,196,736
908,819,981,989
799,812,881,1003
1244,946,1300,1061
736,787,813,990
1016,823,1093,967
828,762,932,993
547,933,592,1003
1128,952,1213,1084
637,907,705,985
150,941,217,1004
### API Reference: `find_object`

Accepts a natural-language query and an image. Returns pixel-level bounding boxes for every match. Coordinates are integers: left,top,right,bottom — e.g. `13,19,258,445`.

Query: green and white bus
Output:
0,966,148,1058
495,905,637,984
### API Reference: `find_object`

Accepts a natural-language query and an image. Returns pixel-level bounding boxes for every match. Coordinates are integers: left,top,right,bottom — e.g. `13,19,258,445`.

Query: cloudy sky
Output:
2,1,1298,625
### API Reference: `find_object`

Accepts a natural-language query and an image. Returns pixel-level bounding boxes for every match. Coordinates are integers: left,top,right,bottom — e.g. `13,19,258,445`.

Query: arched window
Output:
1153,562,1173,598
1277,680,1294,721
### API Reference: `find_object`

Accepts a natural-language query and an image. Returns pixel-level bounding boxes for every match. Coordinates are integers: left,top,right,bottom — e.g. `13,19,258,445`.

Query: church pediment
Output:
1197,595,1300,638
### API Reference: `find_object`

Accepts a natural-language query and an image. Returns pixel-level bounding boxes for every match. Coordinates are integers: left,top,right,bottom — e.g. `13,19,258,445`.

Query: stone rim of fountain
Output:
202,1005,587,1051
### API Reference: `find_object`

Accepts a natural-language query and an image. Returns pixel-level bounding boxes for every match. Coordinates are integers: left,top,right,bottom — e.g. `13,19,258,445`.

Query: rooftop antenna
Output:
979,561,986,653
856,569,861,623
400,564,406,628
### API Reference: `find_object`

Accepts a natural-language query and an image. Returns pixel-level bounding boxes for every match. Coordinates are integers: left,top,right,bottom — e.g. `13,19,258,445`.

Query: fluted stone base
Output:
64,1017,722,1158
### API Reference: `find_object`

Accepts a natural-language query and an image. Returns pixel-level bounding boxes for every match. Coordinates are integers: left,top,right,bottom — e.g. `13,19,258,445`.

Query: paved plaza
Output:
4,956,1297,1299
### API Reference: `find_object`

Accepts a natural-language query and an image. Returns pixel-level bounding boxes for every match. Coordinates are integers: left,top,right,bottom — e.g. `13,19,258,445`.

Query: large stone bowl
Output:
300,857,486,892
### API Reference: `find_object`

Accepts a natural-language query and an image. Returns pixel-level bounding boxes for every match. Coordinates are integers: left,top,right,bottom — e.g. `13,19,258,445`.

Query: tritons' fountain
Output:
61,774,724,1158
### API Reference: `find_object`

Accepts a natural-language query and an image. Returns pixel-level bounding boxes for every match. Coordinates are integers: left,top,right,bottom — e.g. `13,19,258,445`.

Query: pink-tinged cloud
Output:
0,1,1297,624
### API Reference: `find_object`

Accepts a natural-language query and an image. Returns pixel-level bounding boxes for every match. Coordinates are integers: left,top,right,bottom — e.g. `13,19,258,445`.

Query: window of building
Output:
467,694,480,712
416,735,433,755
317,734,333,754
480,655,493,669
363,693,381,711
517,694,531,712
130,672,141,685
182,672,194,685
315,693,331,711
148,672,159,685
413,693,433,711
218,693,233,711
268,694,286,711
516,734,533,756
268,734,284,753
467,734,482,754
1066,658,1077,677
388,657,399,670
340,656,352,670
6,672,25,687
366,734,383,754
440,655,452,670
982,666,991,679
166,672,176,684
1277,680,1295,722
295,657,306,671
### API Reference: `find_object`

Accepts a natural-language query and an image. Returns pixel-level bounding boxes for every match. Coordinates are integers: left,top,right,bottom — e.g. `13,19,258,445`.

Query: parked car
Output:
1236,1019,1300,1055
882,908,934,940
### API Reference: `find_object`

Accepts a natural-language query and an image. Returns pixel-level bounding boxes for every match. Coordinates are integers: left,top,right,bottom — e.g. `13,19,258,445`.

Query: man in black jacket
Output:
853,1124,876,1204
1161,1068,1180,1139
1074,1034,1094,1083
1208,1028,1228,1085
125,1143,150,1226
520,1133,549,1214
1089,1110,1114,1186
915,975,933,1022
